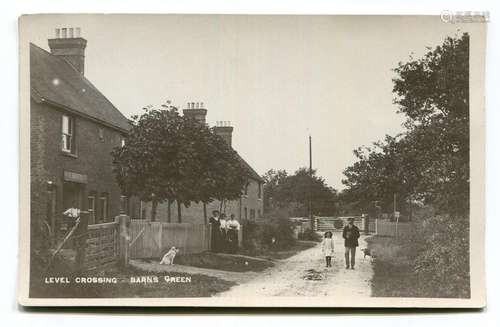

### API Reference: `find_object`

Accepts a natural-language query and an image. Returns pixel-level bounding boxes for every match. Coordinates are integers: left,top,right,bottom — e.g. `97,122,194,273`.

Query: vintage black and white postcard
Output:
18,14,486,307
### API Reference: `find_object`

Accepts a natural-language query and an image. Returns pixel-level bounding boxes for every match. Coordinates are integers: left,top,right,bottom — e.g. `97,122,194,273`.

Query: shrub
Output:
241,217,297,255
413,214,470,298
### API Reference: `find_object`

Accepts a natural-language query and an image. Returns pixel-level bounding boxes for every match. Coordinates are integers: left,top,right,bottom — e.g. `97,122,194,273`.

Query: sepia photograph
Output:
17,14,486,307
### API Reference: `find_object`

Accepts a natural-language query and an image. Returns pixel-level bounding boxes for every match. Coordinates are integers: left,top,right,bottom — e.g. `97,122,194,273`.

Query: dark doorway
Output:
63,181,84,210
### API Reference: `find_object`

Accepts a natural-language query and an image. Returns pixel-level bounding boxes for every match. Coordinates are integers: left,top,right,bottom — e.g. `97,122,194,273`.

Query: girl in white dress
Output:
321,231,335,267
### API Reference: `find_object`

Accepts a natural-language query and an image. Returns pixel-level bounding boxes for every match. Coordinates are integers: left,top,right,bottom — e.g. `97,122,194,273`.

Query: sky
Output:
23,14,482,189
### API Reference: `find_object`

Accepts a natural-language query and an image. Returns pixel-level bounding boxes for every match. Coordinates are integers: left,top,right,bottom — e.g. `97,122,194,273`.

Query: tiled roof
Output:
30,43,130,132
235,152,264,183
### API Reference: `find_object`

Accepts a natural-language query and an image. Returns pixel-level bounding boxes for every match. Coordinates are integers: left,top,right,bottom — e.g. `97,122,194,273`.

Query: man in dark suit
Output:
342,218,360,269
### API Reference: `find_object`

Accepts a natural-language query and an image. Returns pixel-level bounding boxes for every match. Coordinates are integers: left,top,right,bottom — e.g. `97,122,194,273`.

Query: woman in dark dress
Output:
209,210,221,252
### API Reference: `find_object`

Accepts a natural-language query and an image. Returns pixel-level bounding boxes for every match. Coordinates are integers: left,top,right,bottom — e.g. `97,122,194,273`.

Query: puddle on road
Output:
302,269,325,281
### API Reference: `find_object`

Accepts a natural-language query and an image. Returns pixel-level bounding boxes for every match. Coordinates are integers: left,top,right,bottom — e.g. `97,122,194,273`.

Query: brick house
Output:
30,28,134,239
141,103,265,223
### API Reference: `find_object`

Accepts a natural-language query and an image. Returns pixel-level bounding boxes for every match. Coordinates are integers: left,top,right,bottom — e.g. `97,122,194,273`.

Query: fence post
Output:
158,223,163,255
363,215,370,235
238,225,243,247
74,211,89,271
207,223,212,251
116,214,131,267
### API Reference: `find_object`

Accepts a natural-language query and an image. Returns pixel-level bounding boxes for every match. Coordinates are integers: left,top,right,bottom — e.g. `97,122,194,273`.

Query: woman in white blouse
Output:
227,214,240,253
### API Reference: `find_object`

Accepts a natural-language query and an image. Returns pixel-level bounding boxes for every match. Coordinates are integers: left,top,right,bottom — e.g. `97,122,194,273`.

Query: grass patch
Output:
155,251,274,272
366,235,420,297
30,265,235,298
366,235,467,298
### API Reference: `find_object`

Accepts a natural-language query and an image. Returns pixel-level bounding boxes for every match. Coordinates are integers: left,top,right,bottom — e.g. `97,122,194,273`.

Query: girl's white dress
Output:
321,238,335,256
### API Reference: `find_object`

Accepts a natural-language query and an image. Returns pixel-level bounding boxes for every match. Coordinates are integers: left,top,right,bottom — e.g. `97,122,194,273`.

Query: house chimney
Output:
214,121,233,147
48,27,87,74
183,101,207,125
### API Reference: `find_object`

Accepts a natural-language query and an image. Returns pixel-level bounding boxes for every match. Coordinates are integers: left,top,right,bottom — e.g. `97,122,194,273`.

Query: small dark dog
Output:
361,248,374,259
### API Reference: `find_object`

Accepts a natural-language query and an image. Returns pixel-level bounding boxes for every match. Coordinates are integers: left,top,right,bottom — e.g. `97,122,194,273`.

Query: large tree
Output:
341,134,421,217
262,169,288,212
392,32,469,215
340,33,470,298
341,33,469,218
111,102,248,222
264,168,337,217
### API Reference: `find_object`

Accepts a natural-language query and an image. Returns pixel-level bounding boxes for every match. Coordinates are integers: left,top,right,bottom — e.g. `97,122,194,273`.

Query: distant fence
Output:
128,220,213,259
375,220,413,237
314,216,375,233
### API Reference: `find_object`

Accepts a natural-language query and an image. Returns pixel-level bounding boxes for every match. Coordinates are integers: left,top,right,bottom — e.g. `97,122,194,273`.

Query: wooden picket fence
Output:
53,214,227,271
128,220,211,259
375,219,413,237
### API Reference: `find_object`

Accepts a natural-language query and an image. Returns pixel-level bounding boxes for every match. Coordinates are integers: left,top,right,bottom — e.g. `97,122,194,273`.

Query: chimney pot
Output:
214,123,234,147
48,28,87,74
183,101,207,125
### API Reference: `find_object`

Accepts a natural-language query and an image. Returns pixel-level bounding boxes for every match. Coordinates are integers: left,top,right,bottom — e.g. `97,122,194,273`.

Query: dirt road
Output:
218,235,373,297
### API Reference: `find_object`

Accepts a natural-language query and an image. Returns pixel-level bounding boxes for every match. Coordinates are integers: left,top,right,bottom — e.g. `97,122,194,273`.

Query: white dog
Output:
160,246,179,265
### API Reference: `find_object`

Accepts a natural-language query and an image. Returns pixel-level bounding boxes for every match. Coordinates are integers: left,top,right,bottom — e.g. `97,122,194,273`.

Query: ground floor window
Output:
99,193,109,222
250,209,256,219
120,195,129,215
140,201,146,220
87,194,96,224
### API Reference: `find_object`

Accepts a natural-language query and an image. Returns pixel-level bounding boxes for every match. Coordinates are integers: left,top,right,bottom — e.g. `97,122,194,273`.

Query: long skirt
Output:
211,229,222,252
220,229,228,252
227,229,239,253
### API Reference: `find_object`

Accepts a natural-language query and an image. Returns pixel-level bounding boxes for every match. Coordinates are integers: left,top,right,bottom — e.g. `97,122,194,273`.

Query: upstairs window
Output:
258,183,262,199
98,128,104,142
61,115,75,153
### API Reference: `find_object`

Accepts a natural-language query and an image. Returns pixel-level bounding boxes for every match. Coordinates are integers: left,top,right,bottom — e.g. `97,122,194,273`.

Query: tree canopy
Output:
111,102,248,221
263,168,337,217
341,33,469,218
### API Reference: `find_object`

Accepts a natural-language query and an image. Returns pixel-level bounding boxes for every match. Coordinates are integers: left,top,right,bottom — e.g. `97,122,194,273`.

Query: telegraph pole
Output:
393,193,397,214
309,135,313,230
